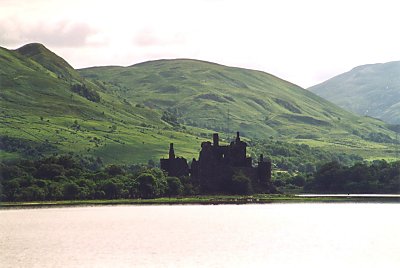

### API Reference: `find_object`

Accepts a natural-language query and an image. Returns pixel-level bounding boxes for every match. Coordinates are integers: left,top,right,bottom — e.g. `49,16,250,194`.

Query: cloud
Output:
133,30,186,48
134,31,161,47
0,18,102,48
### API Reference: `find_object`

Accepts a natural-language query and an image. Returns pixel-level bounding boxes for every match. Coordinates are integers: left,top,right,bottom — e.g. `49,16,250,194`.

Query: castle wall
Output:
160,132,272,193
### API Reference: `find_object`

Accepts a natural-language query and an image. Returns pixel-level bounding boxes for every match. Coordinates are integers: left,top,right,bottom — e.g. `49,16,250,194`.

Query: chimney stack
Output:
236,131,240,142
169,143,175,159
213,133,219,147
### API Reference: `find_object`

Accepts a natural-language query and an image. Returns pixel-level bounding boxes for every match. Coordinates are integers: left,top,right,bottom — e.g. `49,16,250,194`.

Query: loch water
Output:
1,203,399,267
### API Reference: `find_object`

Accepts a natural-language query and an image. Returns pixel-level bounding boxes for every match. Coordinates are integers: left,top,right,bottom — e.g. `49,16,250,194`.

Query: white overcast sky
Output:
1,0,400,87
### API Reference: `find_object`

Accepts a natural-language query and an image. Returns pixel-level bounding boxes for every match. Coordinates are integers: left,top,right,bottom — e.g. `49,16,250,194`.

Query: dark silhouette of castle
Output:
160,132,272,193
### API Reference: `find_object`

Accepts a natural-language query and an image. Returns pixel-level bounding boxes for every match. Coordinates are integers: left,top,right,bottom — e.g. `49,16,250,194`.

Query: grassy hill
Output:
80,59,398,159
1,43,399,164
0,44,204,163
309,61,400,124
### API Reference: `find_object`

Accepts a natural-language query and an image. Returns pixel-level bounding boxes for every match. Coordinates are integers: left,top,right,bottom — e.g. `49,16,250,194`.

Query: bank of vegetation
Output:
0,154,195,202
0,153,399,202
304,160,400,193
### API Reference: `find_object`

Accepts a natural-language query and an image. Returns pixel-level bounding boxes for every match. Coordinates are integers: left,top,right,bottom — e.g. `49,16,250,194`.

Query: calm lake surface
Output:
1,204,399,267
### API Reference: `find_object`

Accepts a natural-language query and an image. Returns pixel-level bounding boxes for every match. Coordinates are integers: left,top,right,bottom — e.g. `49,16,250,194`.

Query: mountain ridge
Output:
309,61,400,124
1,43,398,163
79,56,397,151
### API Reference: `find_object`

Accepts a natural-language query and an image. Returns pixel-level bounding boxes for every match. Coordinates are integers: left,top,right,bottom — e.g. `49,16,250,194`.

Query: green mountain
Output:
16,43,83,82
1,43,398,164
309,61,400,124
80,59,397,158
0,44,203,163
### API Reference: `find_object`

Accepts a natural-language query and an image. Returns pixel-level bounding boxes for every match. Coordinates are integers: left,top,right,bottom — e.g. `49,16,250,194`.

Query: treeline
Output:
251,139,363,173
1,154,399,202
0,136,56,158
304,160,400,193
0,154,195,202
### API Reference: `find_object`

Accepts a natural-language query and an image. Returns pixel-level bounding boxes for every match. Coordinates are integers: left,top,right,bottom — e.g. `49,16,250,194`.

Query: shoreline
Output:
2,194,400,208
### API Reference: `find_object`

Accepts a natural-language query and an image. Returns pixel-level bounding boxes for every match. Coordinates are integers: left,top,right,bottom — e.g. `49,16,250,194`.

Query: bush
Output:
105,165,125,176
18,185,46,201
63,182,80,200
161,111,179,126
291,175,306,187
70,84,101,102
166,177,183,196
137,173,158,198
99,179,123,199
305,160,400,193
35,164,64,179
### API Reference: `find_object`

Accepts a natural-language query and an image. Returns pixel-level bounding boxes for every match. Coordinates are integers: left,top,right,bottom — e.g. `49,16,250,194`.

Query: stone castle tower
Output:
161,132,272,193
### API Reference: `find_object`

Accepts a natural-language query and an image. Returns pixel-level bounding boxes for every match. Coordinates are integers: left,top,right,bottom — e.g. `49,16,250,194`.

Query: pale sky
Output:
1,0,400,88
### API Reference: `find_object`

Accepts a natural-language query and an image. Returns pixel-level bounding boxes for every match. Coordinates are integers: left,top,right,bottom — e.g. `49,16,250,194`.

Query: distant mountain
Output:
80,59,398,157
80,59,379,138
0,43,398,164
309,61,400,124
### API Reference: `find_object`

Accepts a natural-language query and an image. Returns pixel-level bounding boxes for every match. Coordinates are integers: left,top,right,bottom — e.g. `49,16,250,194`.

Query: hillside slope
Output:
1,43,398,164
80,59,397,156
0,44,203,163
309,61,400,124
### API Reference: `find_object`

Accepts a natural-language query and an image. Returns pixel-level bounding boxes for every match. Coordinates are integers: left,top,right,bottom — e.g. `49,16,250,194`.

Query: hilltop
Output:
0,43,203,163
80,59,397,158
1,43,398,164
309,61,400,124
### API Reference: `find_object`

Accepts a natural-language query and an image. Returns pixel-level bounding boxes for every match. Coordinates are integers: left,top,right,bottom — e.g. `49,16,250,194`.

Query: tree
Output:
70,83,100,102
307,161,343,193
147,159,156,167
3,179,20,201
137,173,158,198
63,182,80,200
47,182,64,200
0,165,24,180
99,179,123,199
19,185,46,201
105,165,125,176
0,181,4,201
166,177,183,197
291,175,306,187
35,163,64,179
123,177,139,198
76,179,96,199
57,155,78,169
161,111,179,126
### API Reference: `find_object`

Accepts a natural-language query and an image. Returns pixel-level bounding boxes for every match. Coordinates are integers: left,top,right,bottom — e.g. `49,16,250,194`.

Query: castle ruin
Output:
160,132,272,193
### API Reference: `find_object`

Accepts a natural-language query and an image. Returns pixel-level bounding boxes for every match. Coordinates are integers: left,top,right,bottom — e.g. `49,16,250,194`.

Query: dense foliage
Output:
161,111,179,126
1,153,399,201
304,160,400,194
0,136,56,157
0,154,192,202
70,83,101,103
251,139,363,173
